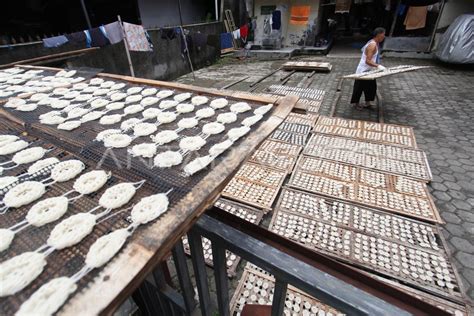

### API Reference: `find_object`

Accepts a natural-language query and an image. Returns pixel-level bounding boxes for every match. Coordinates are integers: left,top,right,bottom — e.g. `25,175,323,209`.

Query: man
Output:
350,27,386,110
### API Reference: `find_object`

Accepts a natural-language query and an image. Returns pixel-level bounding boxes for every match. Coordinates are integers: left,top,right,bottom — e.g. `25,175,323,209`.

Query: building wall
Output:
252,0,321,47
0,22,222,82
433,0,474,51
67,22,222,81
138,0,216,28
437,0,474,30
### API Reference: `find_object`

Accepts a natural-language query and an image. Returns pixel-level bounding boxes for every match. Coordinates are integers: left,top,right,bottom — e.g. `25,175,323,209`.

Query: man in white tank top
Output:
350,27,386,110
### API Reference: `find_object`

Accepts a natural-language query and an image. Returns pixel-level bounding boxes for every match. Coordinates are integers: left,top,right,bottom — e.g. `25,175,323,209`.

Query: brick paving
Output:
177,54,474,307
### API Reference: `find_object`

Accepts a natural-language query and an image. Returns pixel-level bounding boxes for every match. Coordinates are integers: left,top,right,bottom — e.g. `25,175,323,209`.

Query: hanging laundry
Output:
66,31,87,46
103,21,123,44
272,10,281,30
290,6,310,25
263,18,271,35
43,35,68,48
84,30,92,48
240,24,249,43
123,22,152,51
89,27,110,47
404,6,428,30
232,29,241,40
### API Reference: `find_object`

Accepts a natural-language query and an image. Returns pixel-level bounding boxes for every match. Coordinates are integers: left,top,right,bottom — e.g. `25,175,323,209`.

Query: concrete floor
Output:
175,53,474,311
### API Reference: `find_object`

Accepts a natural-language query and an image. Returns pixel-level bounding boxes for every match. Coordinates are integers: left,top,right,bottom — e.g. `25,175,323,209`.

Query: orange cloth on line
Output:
404,6,428,30
290,6,311,25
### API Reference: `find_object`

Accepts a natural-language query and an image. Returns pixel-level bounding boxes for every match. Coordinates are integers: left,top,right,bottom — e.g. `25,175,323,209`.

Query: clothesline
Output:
42,21,152,52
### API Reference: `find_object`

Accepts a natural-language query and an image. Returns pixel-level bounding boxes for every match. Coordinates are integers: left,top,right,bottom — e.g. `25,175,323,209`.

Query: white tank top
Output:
356,40,378,74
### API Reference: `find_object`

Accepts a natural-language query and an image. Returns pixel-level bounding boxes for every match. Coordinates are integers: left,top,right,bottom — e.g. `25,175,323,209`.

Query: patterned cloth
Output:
123,22,152,52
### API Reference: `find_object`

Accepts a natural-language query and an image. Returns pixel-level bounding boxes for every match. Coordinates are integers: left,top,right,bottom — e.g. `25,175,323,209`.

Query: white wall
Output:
433,0,474,51
437,0,474,30
253,0,321,47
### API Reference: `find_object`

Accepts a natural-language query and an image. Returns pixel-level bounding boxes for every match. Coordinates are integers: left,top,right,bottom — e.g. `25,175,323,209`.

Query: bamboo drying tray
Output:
314,116,418,148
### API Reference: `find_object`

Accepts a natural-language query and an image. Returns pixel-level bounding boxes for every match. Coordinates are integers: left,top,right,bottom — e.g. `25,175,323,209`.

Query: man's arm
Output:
365,43,379,68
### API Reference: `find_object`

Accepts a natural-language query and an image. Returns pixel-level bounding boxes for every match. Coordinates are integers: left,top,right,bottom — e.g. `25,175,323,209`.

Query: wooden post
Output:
177,0,195,80
80,0,92,30
389,0,401,37
117,15,135,77
428,0,445,52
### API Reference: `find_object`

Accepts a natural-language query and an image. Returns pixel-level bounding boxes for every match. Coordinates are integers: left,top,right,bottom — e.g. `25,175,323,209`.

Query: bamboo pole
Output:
117,15,135,77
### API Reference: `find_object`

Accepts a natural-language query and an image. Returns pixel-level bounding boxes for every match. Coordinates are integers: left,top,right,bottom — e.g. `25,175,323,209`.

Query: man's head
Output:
373,27,386,43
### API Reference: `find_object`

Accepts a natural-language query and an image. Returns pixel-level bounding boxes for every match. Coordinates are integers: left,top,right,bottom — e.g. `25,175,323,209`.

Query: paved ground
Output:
176,53,474,309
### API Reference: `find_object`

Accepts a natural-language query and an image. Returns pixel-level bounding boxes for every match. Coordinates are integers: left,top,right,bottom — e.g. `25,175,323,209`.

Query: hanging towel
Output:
290,6,311,25
66,31,87,46
123,22,152,51
84,30,92,48
43,35,68,48
404,6,428,30
232,29,241,39
103,21,123,44
89,27,110,47
240,24,249,38
272,10,282,30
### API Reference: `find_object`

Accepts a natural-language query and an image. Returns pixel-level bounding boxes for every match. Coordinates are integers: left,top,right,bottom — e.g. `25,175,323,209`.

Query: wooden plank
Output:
59,94,299,315
282,61,332,72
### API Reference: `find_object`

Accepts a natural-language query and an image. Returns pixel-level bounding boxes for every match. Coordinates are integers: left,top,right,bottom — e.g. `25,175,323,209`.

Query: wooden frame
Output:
0,64,298,315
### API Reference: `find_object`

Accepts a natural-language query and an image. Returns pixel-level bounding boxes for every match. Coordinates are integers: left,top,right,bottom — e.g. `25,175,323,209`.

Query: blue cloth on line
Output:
220,33,233,50
84,30,92,48
43,35,68,48
272,10,282,30
398,4,407,16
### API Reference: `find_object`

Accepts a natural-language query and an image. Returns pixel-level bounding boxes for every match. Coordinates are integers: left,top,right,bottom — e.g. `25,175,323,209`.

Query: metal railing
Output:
131,211,433,316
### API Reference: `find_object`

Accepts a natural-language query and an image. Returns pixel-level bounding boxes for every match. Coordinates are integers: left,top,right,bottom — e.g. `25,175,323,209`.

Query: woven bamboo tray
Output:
343,65,431,80
222,162,288,211
284,112,319,127
270,129,308,146
248,139,302,172
288,156,441,224
276,187,443,253
257,139,303,157
314,116,417,148
230,265,343,316
303,133,432,182
268,207,464,303
248,149,298,172
278,122,312,135
267,85,326,101
297,99,322,113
